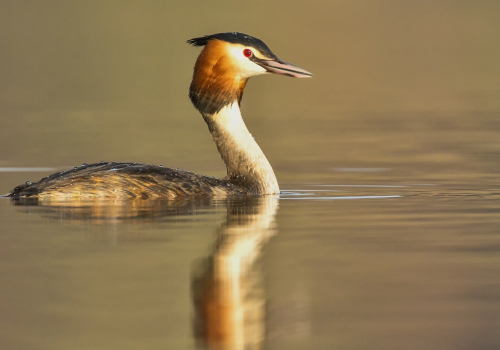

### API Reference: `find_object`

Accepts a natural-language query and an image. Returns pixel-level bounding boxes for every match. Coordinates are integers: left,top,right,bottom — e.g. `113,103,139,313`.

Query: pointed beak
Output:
254,57,314,78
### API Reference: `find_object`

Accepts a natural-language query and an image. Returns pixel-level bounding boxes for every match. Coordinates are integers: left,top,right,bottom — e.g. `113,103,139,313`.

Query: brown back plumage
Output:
7,162,250,200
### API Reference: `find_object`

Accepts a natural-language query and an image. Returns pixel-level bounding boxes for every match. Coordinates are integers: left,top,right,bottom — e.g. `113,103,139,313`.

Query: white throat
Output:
203,103,279,194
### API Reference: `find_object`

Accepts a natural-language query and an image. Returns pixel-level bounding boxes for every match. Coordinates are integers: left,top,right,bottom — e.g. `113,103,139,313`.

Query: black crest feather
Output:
187,32,278,60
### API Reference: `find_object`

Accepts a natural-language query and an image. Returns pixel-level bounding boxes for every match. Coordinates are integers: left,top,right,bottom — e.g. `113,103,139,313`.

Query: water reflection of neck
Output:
192,196,278,349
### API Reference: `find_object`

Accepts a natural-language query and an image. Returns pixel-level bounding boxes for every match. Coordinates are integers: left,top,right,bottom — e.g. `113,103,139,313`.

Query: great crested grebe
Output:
8,32,313,199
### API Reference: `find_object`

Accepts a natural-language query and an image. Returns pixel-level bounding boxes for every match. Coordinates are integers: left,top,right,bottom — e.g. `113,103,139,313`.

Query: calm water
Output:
1,2,500,350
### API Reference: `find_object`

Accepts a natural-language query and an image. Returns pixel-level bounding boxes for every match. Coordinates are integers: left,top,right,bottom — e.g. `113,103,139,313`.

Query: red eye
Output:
243,49,253,58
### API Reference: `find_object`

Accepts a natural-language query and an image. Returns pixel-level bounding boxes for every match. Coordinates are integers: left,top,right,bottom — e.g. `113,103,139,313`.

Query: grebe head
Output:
187,32,313,115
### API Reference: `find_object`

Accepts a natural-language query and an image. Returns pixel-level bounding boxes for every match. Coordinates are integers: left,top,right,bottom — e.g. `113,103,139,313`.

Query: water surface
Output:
1,1,500,349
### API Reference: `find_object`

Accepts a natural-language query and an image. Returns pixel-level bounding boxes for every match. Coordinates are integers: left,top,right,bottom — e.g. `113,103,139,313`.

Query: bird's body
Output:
9,162,243,199
8,32,312,200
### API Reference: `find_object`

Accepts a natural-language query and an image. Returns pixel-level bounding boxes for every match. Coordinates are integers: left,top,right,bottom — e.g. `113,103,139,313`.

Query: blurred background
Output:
1,0,499,191
1,2,500,350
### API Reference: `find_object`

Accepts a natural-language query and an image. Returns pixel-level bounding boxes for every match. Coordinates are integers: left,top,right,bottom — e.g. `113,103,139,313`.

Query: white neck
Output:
203,103,279,194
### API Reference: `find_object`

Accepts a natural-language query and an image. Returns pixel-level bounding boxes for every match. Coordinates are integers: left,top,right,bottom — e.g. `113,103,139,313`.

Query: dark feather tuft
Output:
187,32,278,60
